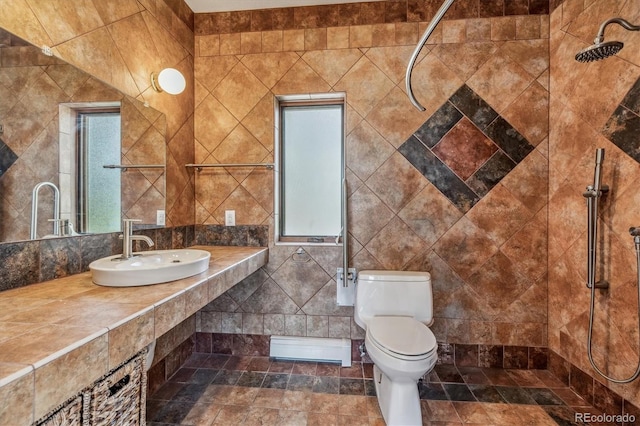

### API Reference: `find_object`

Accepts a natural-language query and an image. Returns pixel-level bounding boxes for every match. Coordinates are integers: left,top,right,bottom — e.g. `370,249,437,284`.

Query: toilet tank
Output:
354,270,432,330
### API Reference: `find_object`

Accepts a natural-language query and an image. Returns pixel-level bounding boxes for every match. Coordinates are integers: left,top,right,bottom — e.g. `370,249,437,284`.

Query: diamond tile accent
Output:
413,101,462,149
399,136,479,213
400,85,534,212
0,138,19,178
602,77,640,163
432,118,497,181
468,152,516,198
484,116,534,163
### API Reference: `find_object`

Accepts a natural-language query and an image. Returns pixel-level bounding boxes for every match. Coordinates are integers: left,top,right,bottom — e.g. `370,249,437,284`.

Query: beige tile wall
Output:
0,41,167,241
0,0,196,228
549,0,640,407
194,15,550,347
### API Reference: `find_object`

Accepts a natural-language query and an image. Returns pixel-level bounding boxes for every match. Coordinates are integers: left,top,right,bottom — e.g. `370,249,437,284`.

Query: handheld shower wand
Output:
592,148,604,196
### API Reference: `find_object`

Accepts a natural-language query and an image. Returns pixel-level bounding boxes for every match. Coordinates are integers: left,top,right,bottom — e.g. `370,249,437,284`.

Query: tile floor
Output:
147,353,614,425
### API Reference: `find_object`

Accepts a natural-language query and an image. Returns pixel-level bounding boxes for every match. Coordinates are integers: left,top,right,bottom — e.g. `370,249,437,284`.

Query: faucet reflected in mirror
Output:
0,27,167,243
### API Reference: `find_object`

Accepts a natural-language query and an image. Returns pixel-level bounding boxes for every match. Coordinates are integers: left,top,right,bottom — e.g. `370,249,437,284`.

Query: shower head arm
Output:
594,17,640,44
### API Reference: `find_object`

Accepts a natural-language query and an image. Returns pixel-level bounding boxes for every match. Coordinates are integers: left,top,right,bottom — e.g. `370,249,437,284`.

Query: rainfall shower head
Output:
575,40,624,62
575,17,640,62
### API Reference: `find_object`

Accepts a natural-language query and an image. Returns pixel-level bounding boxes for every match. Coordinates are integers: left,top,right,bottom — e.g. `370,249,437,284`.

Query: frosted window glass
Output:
282,105,342,237
85,113,121,233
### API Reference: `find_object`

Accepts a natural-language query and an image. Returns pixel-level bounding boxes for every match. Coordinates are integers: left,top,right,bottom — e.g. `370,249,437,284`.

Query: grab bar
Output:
30,182,60,239
341,178,349,287
405,0,456,111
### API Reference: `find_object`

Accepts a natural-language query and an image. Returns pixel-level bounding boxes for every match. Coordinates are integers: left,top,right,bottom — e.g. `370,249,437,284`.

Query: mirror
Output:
0,27,166,243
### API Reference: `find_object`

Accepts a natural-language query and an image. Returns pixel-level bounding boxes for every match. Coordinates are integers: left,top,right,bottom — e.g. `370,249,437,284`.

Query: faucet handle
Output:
122,218,142,233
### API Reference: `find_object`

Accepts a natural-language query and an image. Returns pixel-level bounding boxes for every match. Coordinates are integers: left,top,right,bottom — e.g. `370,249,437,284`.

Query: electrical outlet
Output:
225,210,235,226
156,210,165,226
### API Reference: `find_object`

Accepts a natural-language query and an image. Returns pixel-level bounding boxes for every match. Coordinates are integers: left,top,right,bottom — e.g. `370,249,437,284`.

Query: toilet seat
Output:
367,316,437,361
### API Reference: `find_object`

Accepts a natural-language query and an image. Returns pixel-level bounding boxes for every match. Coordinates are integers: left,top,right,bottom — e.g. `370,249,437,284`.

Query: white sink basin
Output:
89,249,211,287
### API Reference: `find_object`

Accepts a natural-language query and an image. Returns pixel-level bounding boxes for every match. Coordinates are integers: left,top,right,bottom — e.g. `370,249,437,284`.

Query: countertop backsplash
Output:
0,225,268,292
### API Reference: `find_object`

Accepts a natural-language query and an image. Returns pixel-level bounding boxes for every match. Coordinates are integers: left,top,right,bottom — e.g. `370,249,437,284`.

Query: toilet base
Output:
373,364,423,426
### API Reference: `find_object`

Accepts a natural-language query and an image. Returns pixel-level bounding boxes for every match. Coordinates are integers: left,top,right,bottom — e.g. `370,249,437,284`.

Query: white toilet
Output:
355,270,438,426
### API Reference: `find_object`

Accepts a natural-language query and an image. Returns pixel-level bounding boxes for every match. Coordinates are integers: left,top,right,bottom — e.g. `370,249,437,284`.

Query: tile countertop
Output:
0,245,268,425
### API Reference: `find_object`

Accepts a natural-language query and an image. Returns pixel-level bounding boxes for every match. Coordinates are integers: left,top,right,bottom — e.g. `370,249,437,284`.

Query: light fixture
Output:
150,68,186,95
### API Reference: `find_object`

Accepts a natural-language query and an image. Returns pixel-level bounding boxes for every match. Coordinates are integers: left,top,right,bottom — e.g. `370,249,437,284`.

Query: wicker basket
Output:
34,394,85,426
87,351,146,426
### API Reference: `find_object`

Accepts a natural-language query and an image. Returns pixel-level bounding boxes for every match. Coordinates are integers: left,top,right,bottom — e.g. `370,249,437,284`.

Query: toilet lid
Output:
368,316,436,357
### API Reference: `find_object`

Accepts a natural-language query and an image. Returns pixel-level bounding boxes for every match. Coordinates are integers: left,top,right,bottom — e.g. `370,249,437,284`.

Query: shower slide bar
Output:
584,148,640,383
405,0,455,111
583,148,608,290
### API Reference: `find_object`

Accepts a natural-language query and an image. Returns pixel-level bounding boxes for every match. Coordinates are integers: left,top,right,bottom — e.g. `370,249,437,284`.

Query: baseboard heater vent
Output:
269,336,352,367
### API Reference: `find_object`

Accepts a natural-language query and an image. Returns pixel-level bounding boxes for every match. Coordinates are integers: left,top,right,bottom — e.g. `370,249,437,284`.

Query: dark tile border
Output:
0,224,267,293
195,0,549,35
547,349,640,421
148,336,196,396
194,224,269,247
0,225,193,292
437,342,548,370
204,333,549,372
156,333,632,412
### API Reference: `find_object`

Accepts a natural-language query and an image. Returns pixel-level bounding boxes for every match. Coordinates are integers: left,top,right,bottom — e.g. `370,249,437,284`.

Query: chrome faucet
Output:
118,219,154,259
48,218,71,236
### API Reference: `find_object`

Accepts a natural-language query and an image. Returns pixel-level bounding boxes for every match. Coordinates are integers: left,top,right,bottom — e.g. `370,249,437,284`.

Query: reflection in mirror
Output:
0,28,167,243
76,108,121,234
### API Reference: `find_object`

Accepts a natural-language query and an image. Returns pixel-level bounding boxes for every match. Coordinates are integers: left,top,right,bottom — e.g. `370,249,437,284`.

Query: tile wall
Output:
0,0,196,228
549,0,640,408
4,0,640,414
193,4,550,348
0,30,166,241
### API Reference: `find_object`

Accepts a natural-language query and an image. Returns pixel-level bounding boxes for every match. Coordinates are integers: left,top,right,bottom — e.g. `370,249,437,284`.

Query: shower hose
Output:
585,149,640,383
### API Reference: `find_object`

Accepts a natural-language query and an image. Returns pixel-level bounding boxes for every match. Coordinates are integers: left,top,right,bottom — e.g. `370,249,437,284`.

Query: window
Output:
76,109,121,233
274,93,345,244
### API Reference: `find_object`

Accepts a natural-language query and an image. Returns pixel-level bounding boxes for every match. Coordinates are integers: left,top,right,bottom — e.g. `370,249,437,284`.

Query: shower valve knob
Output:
630,227,640,237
